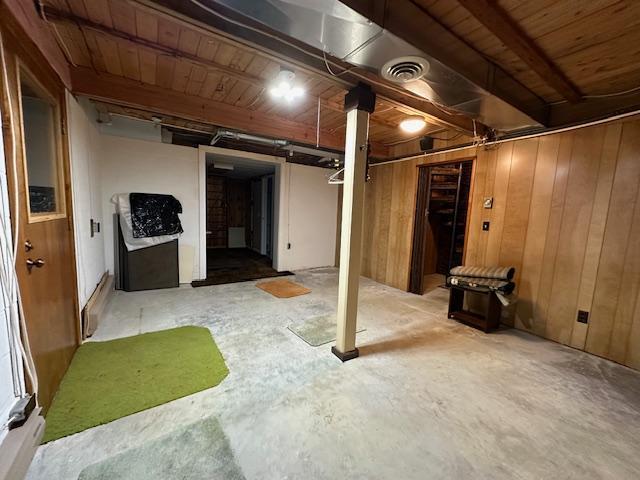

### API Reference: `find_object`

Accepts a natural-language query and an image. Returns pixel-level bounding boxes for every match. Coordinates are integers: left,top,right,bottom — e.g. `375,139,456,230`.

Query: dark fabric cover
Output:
130,193,183,238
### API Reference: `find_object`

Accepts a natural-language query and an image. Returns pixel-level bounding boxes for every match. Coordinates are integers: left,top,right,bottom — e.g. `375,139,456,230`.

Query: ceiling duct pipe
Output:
207,0,543,132
210,129,289,147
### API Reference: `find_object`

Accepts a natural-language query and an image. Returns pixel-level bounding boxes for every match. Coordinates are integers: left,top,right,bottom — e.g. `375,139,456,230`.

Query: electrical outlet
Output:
577,310,589,324
482,221,490,231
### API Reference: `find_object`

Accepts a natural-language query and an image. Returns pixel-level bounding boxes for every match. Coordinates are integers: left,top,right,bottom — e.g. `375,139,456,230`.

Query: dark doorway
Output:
196,157,284,287
409,159,474,294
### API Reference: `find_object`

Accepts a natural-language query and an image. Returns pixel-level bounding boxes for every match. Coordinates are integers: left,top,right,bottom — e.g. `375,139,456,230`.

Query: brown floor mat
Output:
256,279,311,298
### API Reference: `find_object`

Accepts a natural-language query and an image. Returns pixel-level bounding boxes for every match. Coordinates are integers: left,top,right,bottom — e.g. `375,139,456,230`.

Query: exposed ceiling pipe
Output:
282,144,344,160
210,129,289,147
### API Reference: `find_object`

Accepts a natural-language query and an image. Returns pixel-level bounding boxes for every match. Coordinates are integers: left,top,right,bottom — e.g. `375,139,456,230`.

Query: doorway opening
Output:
193,154,289,287
409,158,474,295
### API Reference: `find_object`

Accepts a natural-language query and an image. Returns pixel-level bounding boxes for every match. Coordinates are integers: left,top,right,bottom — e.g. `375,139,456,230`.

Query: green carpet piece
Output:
78,417,244,480
43,326,228,443
288,315,365,347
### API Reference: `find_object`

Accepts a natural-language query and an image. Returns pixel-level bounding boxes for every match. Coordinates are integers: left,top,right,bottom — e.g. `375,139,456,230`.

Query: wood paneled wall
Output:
361,118,640,370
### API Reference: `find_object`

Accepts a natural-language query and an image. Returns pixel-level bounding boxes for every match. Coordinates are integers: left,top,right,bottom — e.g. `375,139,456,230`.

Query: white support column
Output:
333,84,375,362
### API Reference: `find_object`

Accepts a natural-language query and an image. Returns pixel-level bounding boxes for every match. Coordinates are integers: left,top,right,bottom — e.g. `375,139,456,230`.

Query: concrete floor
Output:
27,268,640,479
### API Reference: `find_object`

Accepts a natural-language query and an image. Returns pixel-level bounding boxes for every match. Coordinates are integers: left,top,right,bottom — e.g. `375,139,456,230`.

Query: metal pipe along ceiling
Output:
210,129,289,147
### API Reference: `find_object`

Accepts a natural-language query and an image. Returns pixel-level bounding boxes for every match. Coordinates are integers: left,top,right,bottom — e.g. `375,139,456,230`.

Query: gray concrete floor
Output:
27,268,640,479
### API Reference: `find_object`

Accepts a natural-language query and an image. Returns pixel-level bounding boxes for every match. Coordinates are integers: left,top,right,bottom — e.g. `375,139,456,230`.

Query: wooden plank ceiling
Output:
38,0,640,157
416,0,640,104
41,0,448,156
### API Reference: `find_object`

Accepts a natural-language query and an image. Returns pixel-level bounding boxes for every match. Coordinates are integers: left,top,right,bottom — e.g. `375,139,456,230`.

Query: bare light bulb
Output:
269,68,305,103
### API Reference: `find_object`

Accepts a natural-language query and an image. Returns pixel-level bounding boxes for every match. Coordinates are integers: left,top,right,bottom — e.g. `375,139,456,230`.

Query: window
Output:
18,67,66,220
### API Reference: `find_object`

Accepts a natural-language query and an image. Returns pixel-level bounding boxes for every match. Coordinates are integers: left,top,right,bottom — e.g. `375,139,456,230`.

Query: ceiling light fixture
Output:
269,67,305,103
399,116,427,133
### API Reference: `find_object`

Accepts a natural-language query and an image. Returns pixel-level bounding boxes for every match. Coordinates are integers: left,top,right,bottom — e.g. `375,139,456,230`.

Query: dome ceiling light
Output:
399,116,427,133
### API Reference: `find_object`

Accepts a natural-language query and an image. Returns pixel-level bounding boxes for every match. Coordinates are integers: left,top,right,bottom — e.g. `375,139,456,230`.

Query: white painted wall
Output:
67,94,106,308
277,163,338,271
99,135,199,283
69,112,337,286
98,115,162,143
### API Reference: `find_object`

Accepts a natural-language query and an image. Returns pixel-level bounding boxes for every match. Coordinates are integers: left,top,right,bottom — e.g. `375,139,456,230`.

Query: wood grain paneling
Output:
585,121,640,362
514,135,559,332
362,116,640,370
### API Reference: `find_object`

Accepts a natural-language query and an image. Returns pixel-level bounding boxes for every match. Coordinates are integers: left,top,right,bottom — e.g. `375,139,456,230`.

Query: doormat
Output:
256,279,311,298
43,326,229,443
288,314,365,346
78,417,244,480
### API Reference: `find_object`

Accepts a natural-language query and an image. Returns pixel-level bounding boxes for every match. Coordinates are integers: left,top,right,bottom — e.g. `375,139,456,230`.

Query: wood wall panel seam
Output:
606,175,640,363
514,135,559,332
569,123,622,349
585,122,640,358
556,128,606,345
537,133,573,339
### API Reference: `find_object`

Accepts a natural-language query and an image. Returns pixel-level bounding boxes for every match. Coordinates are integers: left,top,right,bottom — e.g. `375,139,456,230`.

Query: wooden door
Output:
206,175,227,248
409,166,431,294
0,29,79,411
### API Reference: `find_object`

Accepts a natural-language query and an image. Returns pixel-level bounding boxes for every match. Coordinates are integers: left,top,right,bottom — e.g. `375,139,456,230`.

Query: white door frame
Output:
197,146,285,280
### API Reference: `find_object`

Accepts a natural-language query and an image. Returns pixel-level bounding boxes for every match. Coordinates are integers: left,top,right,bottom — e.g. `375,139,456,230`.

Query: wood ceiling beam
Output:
456,0,582,103
41,5,410,135
69,67,389,157
341,0,548,125
1,0,71,88
129,0,484,135
41,6,265,87
549,93,640,127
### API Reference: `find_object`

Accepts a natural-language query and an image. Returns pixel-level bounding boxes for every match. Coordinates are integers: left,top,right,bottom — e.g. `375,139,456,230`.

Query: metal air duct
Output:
207,0,542,132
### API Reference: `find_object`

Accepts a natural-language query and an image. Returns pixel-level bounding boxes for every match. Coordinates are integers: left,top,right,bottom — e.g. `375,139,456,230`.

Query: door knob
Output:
26,258,45,272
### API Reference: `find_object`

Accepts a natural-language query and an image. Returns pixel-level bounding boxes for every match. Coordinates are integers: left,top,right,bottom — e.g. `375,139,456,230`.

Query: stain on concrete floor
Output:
27,269,640,480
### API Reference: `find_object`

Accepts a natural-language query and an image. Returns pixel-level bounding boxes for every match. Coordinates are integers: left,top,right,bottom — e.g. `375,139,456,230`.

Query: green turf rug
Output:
78,417,244,480
288,314,365,346
43,326,228,443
